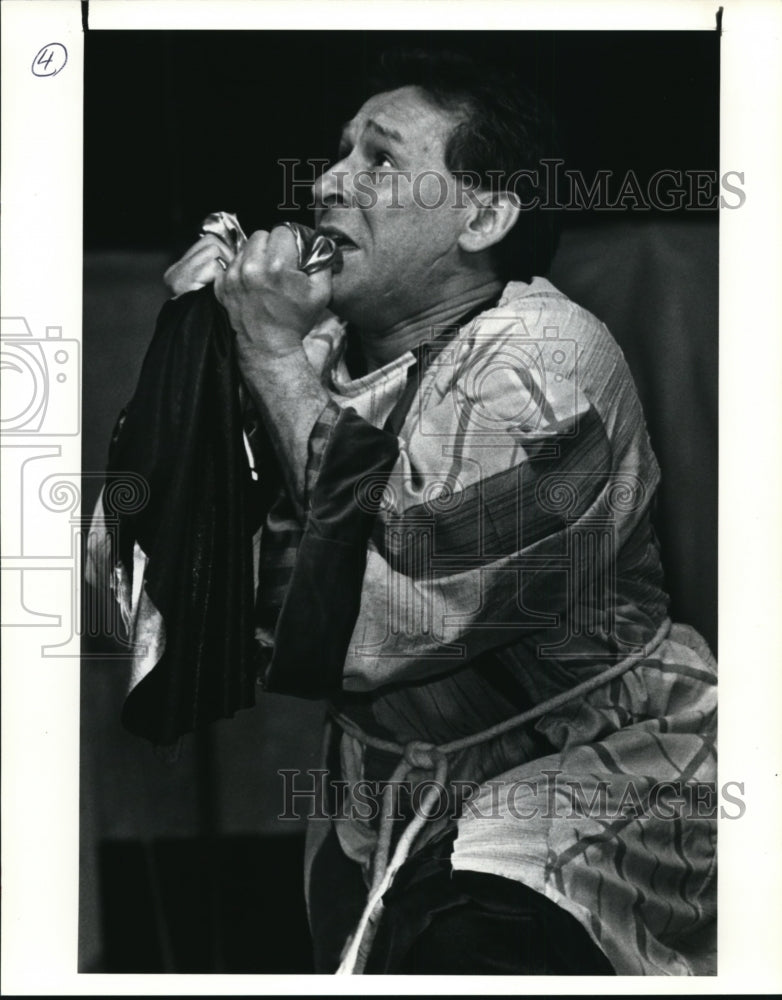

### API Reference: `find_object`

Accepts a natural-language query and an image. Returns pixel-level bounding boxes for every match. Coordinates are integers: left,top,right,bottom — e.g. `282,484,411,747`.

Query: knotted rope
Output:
333,617,672,974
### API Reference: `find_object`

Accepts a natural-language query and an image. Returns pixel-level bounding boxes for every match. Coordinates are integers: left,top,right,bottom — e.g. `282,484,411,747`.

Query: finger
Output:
182,232,233,263
266,224,301,272
164,243,235,294
306,264,333,301
214,261,228,304
242,229,270,258
194,256,229,285
187,239,237,269
213,238,247,301
174,260,227,296
234,230,270,286
165,240,235,281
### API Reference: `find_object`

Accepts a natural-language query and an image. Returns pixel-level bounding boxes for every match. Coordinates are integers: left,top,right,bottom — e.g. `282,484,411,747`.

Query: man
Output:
163,51,716,975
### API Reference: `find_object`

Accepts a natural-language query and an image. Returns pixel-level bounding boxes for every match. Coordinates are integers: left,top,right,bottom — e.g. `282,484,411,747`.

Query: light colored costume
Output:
267,277,716,975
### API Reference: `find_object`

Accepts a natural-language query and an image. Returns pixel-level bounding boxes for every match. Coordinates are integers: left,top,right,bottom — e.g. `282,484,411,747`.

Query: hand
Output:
214,225,332,364
163,233,235,298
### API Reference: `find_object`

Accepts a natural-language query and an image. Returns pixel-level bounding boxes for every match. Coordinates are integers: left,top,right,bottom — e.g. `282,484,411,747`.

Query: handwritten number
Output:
31,43,67,78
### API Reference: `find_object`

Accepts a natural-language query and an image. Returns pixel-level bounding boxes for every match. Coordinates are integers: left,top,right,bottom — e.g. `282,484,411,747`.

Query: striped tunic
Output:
261,277,716,975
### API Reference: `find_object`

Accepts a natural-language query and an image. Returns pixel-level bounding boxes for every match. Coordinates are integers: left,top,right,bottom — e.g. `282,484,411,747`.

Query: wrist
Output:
240,343,305,380
235,322,303,365
237,343,325,414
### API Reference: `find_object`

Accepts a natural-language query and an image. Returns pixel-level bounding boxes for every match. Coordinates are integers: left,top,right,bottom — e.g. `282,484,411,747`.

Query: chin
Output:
329,272,368,323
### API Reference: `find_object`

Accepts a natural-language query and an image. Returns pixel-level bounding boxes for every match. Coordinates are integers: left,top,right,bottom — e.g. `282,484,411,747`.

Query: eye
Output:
373,150,395,169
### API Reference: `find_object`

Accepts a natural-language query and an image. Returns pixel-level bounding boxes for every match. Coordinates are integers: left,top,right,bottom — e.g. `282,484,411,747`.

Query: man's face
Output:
313,86,472,328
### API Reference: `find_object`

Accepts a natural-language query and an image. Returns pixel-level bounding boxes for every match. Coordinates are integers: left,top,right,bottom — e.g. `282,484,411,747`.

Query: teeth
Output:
320,229,355,248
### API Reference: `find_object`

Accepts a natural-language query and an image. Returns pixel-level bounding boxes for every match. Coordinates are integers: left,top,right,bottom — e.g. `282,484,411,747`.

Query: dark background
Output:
81,29,719,974
85,30,719,250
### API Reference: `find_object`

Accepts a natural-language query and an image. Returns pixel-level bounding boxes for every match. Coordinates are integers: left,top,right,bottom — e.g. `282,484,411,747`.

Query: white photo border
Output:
2,0,781,993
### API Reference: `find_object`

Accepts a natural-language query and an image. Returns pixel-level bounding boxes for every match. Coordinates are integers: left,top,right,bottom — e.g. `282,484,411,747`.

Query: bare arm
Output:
237,348,331,512
214,226,334,510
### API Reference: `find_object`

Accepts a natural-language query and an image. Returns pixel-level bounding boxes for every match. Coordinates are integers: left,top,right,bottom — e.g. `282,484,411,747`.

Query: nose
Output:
313,155,352,212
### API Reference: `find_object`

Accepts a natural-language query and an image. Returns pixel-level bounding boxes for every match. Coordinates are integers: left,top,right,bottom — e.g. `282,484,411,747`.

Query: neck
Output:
354,276,504,372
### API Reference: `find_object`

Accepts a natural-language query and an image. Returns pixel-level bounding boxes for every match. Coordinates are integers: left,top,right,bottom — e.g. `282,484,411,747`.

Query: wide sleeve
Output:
261,400,401,695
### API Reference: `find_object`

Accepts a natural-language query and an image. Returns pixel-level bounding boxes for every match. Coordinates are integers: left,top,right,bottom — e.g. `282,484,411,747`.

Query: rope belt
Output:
331,617,672,974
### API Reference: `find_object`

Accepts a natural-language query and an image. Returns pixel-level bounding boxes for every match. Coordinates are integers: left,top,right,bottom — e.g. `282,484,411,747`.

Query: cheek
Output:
362,182,461,266
412,172,451,212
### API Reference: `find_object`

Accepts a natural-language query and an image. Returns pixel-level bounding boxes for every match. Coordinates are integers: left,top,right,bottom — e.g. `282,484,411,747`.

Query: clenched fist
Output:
214,225,333,365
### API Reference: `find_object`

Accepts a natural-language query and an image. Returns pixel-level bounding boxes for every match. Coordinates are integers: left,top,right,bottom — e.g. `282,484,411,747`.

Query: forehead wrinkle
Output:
365,119,404,144
339,116,404,147
338,88,460,165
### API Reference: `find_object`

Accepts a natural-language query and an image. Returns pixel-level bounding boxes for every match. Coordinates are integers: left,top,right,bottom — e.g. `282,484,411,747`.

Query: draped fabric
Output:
260,277,718,975
90,287,262,745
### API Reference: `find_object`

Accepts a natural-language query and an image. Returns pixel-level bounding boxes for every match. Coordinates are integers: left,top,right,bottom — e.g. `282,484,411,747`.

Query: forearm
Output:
240,345,331,514
210,226,335,508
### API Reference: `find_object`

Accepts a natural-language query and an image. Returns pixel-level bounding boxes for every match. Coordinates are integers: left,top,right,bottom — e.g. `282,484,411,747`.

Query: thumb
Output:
306,261,333,306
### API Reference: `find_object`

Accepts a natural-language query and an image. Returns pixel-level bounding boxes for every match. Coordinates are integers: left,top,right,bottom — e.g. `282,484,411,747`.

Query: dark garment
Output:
308,826,615,975
261,406,400,698
105,286,265,744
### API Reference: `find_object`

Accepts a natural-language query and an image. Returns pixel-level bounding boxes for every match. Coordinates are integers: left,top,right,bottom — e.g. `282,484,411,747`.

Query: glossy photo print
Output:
81,25,721,977
2,2,781,995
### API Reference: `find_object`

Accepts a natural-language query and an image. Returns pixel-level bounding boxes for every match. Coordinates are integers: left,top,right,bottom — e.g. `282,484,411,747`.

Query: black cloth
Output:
308,826,616,975
105,286,265,744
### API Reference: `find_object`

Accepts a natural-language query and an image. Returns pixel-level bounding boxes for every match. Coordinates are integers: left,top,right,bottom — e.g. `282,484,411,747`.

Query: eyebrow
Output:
339,118,404,147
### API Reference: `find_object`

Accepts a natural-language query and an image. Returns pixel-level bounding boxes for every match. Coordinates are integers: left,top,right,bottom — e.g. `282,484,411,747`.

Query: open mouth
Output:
317,226,359,251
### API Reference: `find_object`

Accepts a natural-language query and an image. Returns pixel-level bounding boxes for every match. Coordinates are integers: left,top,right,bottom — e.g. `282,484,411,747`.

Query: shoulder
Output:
465,278,644,425
423,279,623,433
481,277,624,376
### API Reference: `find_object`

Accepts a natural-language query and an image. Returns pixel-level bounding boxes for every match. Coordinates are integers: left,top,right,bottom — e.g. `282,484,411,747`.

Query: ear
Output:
457,189,520,255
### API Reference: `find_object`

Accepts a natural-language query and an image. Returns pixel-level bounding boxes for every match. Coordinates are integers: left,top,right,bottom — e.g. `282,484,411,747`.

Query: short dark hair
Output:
368,48,563,281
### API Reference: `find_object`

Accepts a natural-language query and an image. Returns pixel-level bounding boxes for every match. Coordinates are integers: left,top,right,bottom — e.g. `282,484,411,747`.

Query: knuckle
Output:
239,256,262,281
